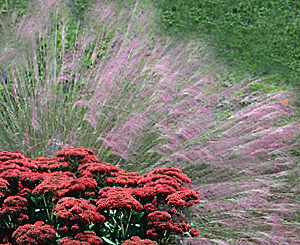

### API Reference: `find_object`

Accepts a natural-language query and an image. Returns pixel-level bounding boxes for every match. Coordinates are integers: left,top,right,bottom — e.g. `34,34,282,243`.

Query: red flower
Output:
17,188,31,197
71,224,80,232
0,196,28,216
97,187,143,211
55,148,97,173
138,174,180,195
107,172,142,187
75,231,103,244
33,157,68,172
149,167,191,183
122,236,158,245
146,228,159,238
56,177,97,198
32,172,76,196
147,211,191,237
98,187,129,197
0,159,37,172
61,225,69,233
0,177,9,189
190,227,201,236
153,184,177,195
130,187,156,199
0,177,9,198
32,171,96,198
59,239,85,245
56,148,95,158
170,207,179,214
0,169,23,181
79,162,121,178
54,197,105,226
81,155,100,164
148,211,172,225
144,203,158,212
19,172,45,189
173,221,200,236
128,187,156,206
16,213,29,223
12,221,56,245
0,152,26,161
59,231,103,244
166,187,200,207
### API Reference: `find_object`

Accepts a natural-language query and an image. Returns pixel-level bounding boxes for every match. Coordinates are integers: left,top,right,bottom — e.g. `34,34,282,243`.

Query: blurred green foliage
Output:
154,0,300,86
67,0,95,22
0,0,31,25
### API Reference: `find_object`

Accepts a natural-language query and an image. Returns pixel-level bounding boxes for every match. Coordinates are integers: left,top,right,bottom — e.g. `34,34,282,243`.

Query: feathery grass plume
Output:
0,0,94,158
0,0,300,244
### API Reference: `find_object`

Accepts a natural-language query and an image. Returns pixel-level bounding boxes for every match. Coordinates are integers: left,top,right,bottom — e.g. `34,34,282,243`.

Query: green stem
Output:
43,196,51,223
4,220,9,228
7,215,14,229
8,214,11,223
124,211,133,238
50,209,54,222
163,230,168,243
112,214,122,238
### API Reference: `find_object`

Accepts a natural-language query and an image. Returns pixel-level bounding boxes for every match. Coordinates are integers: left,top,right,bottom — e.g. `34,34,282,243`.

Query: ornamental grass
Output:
0,149,200,244
0,0,299,243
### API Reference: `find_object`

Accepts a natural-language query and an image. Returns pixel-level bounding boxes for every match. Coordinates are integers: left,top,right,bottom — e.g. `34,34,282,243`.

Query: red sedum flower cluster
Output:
79,162,121,181
0,178,9,199
0,149,200,244
147,211,200,238
32,157,68,172
0,196,29,225
166,186,200,207
150,167,192,183
32,172,76,197
12,221,56,244
122,236,158,245
56,148,95,158
56,177,97,198
97,187,143,211
59,230,103,244
107,172,142,187
0,152,38,195
56,148,97,172
55,197,106,227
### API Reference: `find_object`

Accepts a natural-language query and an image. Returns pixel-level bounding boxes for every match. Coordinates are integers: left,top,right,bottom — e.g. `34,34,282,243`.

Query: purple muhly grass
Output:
87,36,217,163
240,123,298,157
194,175,300,243
77,24,300,244
206,91,298,162
75,4,298,179
180,238,229,245
95,1,117,22
98,113,147,160
15,0,66,43
182,89,300,243
112,61,300,242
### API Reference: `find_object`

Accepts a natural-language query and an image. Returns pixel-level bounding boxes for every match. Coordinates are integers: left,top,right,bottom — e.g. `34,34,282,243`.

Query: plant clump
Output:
12,221,57,245
0,149,200,244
